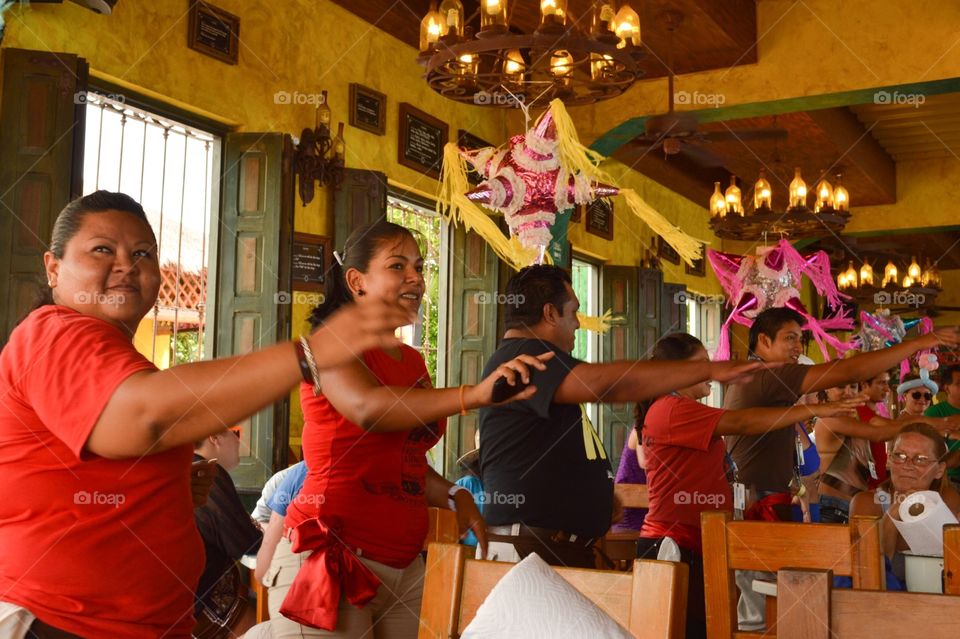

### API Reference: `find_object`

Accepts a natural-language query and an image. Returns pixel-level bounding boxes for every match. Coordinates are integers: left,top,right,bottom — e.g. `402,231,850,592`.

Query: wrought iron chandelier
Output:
836,255,941,310
708,167,852,241
417,1,644,107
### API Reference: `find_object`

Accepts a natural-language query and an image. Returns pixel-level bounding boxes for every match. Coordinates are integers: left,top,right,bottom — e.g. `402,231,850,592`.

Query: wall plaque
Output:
291,232,330,293
685,246,706,276
585,198,614,240
349,83,386,135
399,103,448,179
657,235,681,265
187,1,240,65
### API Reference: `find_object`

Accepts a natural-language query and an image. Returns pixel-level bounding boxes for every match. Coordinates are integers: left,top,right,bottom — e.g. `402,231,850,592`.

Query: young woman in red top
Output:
635,333,861,639
272,220,550,638
0,191,415,638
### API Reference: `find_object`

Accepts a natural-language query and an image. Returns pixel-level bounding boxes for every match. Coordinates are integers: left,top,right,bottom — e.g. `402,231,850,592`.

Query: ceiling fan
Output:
627,10,786,166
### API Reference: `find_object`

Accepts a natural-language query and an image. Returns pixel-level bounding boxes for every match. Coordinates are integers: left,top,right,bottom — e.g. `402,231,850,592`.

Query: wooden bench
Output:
943,523,960,595
418,542,688,639
701,511,885,639
777,567,960,638
426,506,460,547
596,483,650,570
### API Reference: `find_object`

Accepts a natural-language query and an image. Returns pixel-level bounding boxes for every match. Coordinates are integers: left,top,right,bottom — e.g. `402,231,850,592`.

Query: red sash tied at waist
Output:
279,516,382,631
744,492,792,522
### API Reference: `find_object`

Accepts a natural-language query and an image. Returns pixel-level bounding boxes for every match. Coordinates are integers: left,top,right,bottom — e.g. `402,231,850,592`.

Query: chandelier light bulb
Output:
788,167,807,209
907,256,922,281
859,260,873,287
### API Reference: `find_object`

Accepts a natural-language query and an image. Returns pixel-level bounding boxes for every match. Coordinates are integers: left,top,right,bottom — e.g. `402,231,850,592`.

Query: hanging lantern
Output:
907,256,922,281
709,181,726,218
419,2,444,53
859,260,874,287
590,1,617,38
753,169,772,210
833,174,849,212
480,0,508,34
540,0,568,29
843,261,858,290
882,260,898,288
724,176,743,216
813,177,834,213
439,0,465,38
613,3,641,48
788,167,808,209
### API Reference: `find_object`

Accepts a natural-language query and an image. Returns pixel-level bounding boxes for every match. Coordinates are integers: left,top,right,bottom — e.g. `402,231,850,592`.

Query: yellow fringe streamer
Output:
547,99,616,186
619,188,705,266
436,143,539,270
576,309,613,335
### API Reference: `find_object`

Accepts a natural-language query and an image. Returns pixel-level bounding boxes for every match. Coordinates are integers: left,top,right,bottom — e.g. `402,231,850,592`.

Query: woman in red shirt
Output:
271,220,550,638
636,333,861,639
0,191,420,638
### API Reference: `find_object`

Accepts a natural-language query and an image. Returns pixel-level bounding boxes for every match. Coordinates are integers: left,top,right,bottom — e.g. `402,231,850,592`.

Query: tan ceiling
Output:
851,92,960,162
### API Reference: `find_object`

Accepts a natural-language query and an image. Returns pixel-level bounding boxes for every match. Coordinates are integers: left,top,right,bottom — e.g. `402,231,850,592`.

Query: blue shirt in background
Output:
267,461,308,516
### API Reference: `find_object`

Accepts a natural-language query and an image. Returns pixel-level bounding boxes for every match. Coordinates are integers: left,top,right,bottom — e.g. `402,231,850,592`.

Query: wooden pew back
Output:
615,482,650,509
701,511,884,639
777,568,960,639
424,507,459,549
943,523,960,595
418,542,688,639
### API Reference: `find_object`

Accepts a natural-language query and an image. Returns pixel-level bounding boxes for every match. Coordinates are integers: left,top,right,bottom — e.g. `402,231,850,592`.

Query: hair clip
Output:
333,250,344,266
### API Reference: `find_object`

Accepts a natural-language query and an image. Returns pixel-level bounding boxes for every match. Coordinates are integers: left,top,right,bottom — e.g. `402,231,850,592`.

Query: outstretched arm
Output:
715,398,863,436
799,327,960,394
553,359,764,404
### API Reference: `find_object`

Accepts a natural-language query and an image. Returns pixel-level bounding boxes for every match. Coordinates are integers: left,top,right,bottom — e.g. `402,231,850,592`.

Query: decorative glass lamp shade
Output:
902,275,914,288
813,178,834,213
753,169,772,210
614,3,641,47
709,181,726,218
457,53,479,79
540,0,568,27
591,1,617,37
419,3,444,52
844,261,858,289
439,0,465,38
788,167,808,209
503,49,525,83
882,260,898,287
724,176,743,216
833,174,849,212
859,260,874,287
550,50,574,83
907,256,922,281
480,0,508,33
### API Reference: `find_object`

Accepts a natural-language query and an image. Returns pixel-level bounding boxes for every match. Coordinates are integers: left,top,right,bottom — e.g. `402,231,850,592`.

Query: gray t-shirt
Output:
724,363,808,493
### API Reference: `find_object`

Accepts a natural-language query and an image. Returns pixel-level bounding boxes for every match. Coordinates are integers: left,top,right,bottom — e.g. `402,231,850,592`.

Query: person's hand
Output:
453,489,488,559
926,326,960,349
191,458,218,508
933,417,958,438
468,351,556,407
308,300,414,368
813,395,866,419
707,360,770,385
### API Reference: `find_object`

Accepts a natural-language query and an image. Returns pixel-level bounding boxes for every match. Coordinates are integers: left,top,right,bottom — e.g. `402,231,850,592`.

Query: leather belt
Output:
487,523,597,548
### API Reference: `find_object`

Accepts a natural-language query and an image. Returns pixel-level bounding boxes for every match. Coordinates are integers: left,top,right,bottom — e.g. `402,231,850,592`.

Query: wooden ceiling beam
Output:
805,107,896,204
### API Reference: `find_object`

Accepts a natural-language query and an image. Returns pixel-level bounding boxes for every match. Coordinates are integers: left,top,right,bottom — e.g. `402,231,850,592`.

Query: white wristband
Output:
448,484,470,511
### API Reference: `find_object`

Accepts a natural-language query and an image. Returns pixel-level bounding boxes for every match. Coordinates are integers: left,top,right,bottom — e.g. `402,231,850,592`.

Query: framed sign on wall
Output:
585,198,614,240
291,232,330,293
349,83,386,135
398,103,448,179
187,1,240,65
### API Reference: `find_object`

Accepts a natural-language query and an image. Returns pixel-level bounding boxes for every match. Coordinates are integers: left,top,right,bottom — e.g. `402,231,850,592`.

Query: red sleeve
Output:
646,395,724,451
16,307,156,459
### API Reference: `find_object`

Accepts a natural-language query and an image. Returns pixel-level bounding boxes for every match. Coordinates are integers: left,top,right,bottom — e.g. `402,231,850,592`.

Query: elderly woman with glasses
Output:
850,423,960,585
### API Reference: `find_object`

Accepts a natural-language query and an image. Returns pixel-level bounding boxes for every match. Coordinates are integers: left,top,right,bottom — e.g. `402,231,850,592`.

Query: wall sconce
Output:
294,90,345,206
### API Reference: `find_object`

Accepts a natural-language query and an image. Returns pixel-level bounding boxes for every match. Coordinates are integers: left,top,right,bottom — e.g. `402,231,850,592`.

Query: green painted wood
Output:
592,77,960,157
0,48,85,346
216,132,284,489
333,168,387,248
662,283,688,337
444,224,499,479
600,265,640,473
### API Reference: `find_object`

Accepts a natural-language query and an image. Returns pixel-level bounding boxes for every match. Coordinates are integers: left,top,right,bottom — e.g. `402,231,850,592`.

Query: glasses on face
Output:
909,391,933,401
889,451,938,467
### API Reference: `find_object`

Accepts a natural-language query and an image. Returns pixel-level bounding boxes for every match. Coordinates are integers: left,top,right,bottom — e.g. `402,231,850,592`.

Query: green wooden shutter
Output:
600,265,639,472
638,268,663,357
661,282,688,336
332,168,387,247
0,49,86,346
215,133,284,489
443,224,498,479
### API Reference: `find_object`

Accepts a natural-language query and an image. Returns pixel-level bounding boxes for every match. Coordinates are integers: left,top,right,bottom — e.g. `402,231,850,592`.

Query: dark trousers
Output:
636,537,706,639
487,532,597,568
27,619,84,639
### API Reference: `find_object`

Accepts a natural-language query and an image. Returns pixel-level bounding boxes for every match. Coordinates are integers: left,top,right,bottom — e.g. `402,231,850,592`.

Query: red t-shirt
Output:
640,395,729,553
286,345,445,568
857,404,888,488
0,306,203,638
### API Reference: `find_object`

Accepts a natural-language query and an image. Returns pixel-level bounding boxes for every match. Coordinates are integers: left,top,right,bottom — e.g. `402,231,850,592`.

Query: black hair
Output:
502,264,573,331
634,333,706,435
308,220,414,328
34,191,155,309
940,365,960,388
748,307,805,355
